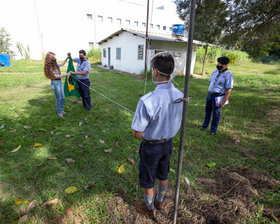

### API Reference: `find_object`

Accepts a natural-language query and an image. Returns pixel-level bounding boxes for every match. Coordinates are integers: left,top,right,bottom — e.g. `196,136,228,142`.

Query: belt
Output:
143,138,172,144
210,92,225,96
54,78,61,81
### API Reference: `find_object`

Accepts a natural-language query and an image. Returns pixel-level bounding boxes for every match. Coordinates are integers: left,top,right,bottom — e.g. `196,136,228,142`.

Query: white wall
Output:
0,0,183,60
101,32,146,74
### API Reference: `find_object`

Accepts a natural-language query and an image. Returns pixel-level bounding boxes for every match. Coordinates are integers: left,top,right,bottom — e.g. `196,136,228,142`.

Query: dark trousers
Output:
202,92,224,133
77,79,91,110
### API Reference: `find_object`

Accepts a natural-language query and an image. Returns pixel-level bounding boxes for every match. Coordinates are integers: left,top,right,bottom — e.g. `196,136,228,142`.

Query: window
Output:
116,48,121,60
150,24,153,29
163,26,166,30
117,18,122,24
87,14,92,20
157,25,160,30
138,45,144,60
142,22,146,28
97,15,103,22
107,17,113,23
169,27,172,31
134,21,138,27
126,20,130,26
89,42,94,48
103,49,106,58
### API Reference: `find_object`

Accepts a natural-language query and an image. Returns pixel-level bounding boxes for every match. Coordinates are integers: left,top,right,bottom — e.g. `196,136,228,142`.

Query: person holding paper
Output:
201,56,234,135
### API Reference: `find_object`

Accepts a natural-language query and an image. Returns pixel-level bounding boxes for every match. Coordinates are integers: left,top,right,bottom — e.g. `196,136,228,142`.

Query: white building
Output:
98,29,207,75
0,0,183,60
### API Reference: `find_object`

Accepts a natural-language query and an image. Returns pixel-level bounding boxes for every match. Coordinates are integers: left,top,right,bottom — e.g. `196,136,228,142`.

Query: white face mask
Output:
152,69,176,85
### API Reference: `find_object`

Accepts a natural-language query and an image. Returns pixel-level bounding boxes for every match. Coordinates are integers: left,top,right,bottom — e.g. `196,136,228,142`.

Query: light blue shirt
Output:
55,63,61,75
131,83,184,140
73,58,91,79
208,69,234,94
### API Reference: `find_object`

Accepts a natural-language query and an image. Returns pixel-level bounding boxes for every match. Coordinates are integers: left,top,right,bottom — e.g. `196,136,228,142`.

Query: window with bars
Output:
116,48,121,60
103,49,106,58
138,45,144,60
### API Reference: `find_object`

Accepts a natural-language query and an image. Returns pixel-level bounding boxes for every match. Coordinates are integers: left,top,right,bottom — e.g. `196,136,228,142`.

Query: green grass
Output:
0,60,279,223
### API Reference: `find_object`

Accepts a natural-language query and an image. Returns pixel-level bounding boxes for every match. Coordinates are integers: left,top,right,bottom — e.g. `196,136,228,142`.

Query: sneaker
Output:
58,114,63,118
208,131,216,135
62,111,66,115
154,199,164,211
134,201,155,217
154,193,164,210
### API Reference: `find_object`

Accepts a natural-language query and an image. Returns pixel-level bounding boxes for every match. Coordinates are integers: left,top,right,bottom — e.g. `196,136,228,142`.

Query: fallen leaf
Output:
23,200,29,204
104,149,112,153
34,143,42,147
99,140,104,144
65,135,71,138
0,157,3,163
126,157,135,165
84,118,88,123
24,200,37,214
64,186,78,194
15,199,23,205
84,184,95,190
85,135,89,139
11,145,21,153
48,157,57,160
18,118,21,120
79,121,82,126
0,140,3,144
115,141,120,147
41,198,58,207
23,125,30,129
50,130,54,135
235,139,240,144
52,126,57,129
19,215,28,223
78,144,83,147
0,125,5,130
10,129,16,132
65,158,75,163
207,162,216,168
118,164,125,174
41,116,46,119
102,130,106,133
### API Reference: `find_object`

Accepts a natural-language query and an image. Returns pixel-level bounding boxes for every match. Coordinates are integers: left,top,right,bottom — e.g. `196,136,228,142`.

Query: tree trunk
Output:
202,45,208,76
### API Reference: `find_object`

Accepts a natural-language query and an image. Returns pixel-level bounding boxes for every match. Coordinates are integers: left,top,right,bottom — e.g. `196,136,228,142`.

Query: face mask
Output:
152,70,174,85
216,65,223,70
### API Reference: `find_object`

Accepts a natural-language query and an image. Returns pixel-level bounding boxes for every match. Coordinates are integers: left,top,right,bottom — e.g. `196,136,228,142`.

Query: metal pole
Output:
143,0,150,94
172,0,196,223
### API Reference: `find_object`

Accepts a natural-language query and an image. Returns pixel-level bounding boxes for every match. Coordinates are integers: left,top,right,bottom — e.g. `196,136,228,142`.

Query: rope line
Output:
70,75,135,114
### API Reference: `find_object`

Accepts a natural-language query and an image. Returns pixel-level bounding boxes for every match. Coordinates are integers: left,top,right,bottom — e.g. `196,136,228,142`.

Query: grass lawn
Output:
0,60,279,223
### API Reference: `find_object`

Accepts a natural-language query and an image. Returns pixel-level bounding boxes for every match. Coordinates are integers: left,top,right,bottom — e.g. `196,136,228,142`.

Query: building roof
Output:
97,29,210,46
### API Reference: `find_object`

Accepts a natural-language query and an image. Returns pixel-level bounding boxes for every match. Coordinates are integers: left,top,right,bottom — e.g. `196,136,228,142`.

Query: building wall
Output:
149,40,197,75
0,0,183,60
101,32,146,74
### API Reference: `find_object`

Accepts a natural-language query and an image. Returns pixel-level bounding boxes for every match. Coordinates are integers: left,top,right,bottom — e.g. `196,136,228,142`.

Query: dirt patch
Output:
239,147,255,159
267,108,280,123
113,167,279,224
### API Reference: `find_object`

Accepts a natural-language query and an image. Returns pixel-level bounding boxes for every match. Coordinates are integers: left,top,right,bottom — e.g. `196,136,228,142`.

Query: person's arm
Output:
69,70,88,76
53,72,70,79
219,88,232,107
133,130,143,139
60,54,70,66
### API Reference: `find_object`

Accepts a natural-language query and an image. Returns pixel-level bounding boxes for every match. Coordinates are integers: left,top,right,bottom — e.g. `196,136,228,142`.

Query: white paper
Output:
215,96,229,107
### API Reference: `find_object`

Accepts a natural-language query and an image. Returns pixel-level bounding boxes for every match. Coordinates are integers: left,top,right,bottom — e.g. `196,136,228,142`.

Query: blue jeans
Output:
51,79,65,115
77,79,92,110
202,92,223,133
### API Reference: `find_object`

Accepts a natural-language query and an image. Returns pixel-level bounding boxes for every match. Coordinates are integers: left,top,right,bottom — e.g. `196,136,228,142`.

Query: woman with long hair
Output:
44,52,70,118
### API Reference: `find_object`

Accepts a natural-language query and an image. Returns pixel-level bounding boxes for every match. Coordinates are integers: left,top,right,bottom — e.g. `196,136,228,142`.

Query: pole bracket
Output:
174,97,192,104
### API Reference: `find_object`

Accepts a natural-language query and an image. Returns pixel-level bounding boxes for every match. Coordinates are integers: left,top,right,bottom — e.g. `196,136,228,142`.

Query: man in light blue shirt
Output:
132,52,183,217
201,56,234,135
69,50,92,111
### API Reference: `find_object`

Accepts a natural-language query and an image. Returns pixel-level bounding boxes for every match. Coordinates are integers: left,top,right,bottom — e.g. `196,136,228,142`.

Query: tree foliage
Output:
175,0,280,59
0,28,14,55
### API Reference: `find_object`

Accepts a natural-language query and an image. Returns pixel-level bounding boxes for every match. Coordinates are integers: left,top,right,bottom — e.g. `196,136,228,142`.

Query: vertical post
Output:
172,0,196,223
143,0,150,94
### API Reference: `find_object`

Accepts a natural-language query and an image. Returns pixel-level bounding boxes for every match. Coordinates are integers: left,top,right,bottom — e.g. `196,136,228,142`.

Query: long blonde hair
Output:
44,52,61,79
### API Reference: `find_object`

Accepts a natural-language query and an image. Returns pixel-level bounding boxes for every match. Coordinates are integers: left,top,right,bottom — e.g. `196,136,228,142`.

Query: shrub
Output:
87,47,101,62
